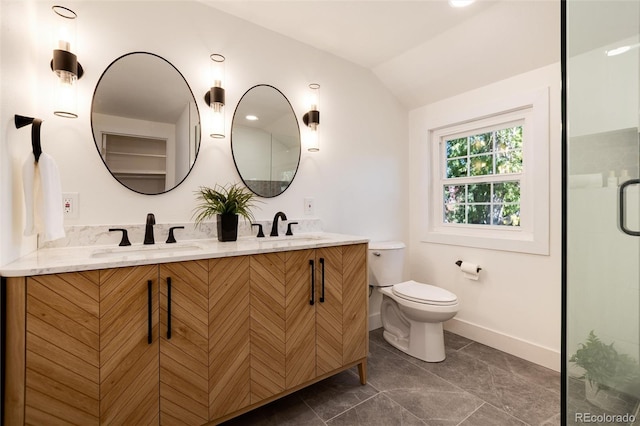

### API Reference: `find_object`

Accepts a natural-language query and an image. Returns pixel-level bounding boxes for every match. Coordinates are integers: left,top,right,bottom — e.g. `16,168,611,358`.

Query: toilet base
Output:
410,320,446,362
379,288,454,363
383,321,446,362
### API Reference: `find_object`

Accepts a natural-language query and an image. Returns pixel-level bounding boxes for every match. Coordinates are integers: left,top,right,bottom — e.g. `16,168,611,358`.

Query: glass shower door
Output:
565,0,640,424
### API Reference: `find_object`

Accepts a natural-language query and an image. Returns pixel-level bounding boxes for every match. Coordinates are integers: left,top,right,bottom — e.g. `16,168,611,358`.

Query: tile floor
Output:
221,329,561,426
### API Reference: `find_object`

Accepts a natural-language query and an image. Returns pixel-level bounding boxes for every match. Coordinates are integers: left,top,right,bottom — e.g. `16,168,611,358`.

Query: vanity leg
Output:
357,359,367,385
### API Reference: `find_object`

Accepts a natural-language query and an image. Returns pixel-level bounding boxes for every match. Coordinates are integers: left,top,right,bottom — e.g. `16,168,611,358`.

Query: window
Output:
443,123,523,227
425,88,549,255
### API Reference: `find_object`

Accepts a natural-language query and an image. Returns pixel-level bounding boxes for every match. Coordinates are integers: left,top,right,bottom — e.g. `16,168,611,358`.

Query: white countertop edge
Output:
0,233,369,277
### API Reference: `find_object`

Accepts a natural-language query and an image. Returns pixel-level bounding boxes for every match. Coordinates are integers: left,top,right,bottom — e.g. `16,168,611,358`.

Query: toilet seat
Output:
392,280,458,306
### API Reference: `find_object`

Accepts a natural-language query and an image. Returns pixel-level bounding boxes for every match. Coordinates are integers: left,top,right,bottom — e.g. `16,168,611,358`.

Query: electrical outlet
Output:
62,192,79,219
304,197,315,215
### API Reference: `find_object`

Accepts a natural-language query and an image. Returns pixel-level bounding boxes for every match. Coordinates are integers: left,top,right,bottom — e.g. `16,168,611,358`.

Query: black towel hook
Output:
15,114,43,162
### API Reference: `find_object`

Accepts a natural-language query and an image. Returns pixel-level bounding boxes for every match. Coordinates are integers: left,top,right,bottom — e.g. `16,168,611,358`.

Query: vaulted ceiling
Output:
203,0,562,108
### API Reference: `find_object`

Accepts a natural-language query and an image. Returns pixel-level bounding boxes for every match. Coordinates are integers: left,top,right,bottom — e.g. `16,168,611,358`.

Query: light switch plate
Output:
304,197,314,215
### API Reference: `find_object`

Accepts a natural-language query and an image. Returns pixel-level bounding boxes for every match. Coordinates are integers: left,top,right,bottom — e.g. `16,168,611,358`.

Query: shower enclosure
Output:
565,0,640,423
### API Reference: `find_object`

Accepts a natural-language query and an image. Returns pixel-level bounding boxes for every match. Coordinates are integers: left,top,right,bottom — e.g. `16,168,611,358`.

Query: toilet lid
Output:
392,280,458,305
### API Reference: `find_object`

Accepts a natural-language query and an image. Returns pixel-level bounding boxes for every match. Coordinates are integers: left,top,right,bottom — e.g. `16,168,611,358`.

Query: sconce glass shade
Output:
52,5,81,118
206,54,226,138
303,83,320,152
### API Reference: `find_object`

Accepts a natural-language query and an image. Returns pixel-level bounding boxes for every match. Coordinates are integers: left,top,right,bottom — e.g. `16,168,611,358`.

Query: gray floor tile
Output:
385,388,483,426
367,342,460,394
221,394,325,426
540,412,562,426
298,370,379,421
326,393,425,426
459,403,527,426
221,329,562,425
459,342,560,394
425,351,560,425
443,330,475,351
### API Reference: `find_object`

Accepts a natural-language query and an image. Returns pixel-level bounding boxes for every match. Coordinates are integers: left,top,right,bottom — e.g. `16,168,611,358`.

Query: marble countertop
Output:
0,233,369,277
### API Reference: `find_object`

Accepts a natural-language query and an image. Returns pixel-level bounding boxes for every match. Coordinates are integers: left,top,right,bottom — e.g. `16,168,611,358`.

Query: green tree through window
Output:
442,125,522,226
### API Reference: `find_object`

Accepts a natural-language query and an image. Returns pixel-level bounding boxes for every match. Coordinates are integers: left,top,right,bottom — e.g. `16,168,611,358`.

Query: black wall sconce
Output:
303,83,320,152
51,5,83,118
204,54,226,138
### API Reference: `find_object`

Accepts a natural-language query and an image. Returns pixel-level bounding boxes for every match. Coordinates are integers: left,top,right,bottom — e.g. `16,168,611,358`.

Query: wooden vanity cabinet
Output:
99,261,209,426
248,252,287,404
24,271,101,425
208,255,252,419
5,243,367,426
14,261,207,426
159,261,210,425
99,265,159,425
208,244,368,424
284,244,368,390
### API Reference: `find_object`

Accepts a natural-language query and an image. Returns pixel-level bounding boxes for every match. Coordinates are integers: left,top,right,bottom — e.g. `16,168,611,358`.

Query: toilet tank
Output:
368,241,406,287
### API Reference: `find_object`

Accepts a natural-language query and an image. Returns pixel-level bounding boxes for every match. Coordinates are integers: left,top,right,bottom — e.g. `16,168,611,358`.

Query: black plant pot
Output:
217,214,239,242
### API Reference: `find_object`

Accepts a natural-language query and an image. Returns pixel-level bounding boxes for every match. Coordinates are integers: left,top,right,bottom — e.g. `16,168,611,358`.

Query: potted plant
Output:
570,330,640,412
193,183,259,242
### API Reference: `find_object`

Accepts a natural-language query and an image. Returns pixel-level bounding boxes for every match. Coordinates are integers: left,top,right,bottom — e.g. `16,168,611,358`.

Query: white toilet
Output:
369,241,459,362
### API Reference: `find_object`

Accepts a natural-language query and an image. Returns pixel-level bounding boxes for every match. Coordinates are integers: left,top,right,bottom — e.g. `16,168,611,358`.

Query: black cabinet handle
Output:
166,277,172,339
619,179,640,236
319,258,325,303
309,259,315,305
147,280,153,344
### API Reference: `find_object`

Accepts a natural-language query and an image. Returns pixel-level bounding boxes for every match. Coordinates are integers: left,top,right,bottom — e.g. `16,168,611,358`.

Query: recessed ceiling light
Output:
246,115,258,121
449,0,475,8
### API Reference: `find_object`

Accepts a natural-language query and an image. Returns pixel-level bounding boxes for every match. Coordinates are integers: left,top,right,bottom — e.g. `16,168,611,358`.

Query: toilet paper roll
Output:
460,261,480,280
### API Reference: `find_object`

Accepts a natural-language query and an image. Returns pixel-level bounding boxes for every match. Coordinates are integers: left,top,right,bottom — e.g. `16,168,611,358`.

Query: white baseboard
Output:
444,318,560,372
369,312,382,331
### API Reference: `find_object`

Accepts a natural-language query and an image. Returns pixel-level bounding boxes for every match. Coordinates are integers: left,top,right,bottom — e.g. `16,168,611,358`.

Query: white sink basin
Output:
91,243,202,258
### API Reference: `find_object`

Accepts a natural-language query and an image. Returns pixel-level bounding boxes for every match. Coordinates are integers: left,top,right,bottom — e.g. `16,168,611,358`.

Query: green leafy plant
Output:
193,183,259,226
570,330,640,394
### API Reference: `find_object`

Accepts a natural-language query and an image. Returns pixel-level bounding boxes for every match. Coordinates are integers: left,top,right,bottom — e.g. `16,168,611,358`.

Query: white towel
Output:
22,152,66,242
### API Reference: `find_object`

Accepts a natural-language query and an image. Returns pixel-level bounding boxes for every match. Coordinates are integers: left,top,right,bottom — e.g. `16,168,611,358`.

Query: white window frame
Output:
424,88,550,255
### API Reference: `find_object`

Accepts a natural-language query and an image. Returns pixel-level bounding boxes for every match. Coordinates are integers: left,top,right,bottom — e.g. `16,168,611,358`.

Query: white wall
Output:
409,64,562,371
1,1,563,371
568,36,639,138
0,0,409,266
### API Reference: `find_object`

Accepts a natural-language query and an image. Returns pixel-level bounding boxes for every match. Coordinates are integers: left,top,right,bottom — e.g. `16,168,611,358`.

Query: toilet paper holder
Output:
455,260,481,272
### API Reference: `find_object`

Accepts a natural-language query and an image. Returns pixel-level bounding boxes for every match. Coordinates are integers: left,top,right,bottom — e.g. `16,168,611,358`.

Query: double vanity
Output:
2,232,369,425
3,33,361,426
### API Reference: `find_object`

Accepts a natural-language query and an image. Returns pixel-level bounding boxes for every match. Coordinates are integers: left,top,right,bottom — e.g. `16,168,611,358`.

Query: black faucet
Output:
144,213,156,245
270,212,287,237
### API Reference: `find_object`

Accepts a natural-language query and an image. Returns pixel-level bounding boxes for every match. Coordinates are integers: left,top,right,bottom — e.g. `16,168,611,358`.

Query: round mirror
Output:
91,52,201,195
232,85,301,198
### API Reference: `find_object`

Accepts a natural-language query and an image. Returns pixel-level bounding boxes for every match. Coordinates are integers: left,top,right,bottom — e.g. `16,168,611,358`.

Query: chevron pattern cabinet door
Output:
342,244,368,364
25,272,100,425
250,252,286,403
284,249,316,389
315,246,344,376
209,256,251,420
100,265,159,425
160,261,209,425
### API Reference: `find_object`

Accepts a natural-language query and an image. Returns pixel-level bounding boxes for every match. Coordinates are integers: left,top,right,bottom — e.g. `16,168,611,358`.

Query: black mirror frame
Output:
90,51,201,196
231,84,301,199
